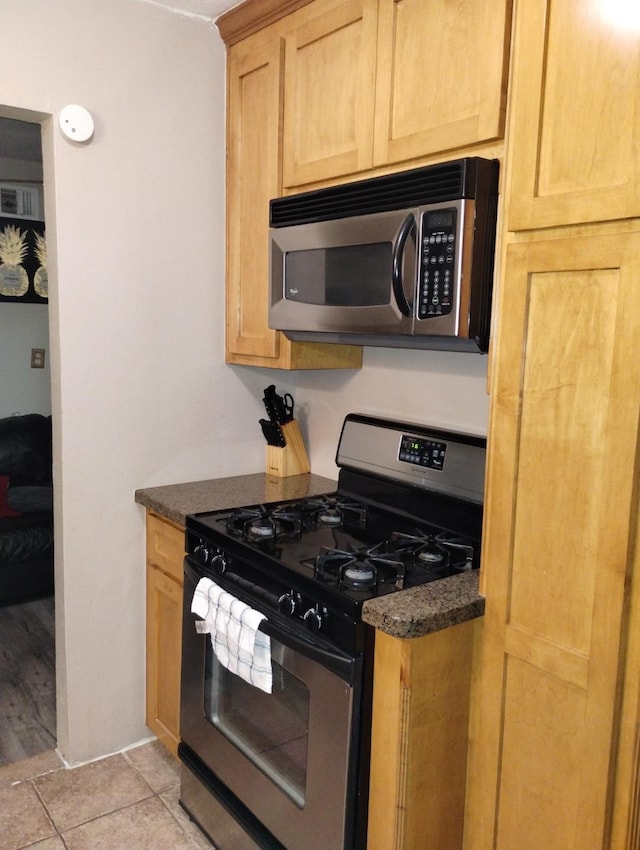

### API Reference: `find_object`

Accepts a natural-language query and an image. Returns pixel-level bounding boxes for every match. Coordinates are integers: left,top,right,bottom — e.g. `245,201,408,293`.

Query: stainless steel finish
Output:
413,198,473,339
269,157,498,353
270,198,480,342
337,416,485,504
270,208,416,334
181,565,357,850
282,327,484,351
180,766,264,850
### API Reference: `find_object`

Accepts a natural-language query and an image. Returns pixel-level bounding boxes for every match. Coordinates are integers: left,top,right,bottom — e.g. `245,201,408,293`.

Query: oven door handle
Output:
185,559,360,681
257,617,358,681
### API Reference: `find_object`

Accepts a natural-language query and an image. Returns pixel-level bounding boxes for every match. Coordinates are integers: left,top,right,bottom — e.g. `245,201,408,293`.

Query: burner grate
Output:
313,545,406,591
303,496,368,528
226,506,303,548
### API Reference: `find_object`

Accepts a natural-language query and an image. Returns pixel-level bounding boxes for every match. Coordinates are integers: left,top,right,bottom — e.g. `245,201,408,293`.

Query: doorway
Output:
0,115,55,765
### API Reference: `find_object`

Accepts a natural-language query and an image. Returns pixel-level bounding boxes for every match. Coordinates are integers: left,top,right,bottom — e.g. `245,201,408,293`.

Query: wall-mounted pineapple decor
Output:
0,217,47,303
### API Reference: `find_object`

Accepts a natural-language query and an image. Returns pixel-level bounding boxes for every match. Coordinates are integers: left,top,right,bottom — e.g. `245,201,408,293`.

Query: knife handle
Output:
263,385,288,424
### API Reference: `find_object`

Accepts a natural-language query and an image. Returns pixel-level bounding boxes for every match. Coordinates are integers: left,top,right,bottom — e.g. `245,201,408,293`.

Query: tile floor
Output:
0,740,216,850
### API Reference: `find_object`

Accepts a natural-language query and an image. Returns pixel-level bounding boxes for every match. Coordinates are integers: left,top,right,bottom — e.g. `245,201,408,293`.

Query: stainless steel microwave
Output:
269,157,499,353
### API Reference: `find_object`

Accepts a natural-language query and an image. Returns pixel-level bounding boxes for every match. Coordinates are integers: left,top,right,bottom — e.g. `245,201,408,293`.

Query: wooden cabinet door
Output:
373,0,510,167
368,622,475,850
146,513,184,757
464,229,640,849
226,30,363,369
146,565,182,757
226,35,283,362
282,0,378,187
508,0,640,230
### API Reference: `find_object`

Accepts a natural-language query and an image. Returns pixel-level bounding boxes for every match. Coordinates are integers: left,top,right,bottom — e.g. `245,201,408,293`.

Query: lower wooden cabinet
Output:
368,620,477,850
145,511,185,758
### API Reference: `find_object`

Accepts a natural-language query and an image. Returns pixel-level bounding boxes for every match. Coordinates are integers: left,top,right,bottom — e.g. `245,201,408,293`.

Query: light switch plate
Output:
31,348,45,369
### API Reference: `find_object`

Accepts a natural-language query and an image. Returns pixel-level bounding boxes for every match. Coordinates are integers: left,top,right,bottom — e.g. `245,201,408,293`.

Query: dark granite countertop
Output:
361,570,484,638
135,473,484,639
135,472,337,526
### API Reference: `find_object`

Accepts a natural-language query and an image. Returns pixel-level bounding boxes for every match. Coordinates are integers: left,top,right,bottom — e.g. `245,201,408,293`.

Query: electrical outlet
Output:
31,348,45,369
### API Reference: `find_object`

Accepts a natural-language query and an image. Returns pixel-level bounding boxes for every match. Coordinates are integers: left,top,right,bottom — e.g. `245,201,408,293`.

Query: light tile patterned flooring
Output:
0,740,216,849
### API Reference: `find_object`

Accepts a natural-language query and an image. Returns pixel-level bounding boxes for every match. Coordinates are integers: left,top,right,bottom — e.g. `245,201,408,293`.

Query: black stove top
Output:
187,481,480,606
185,415,485,649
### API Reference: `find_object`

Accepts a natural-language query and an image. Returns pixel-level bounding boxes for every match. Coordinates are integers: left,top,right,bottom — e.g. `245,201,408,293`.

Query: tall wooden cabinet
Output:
465,231,640,849
145,512,184,758
463,2,640,847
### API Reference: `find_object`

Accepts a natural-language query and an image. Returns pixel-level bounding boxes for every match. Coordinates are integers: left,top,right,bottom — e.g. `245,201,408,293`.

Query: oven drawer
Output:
180,752,272,850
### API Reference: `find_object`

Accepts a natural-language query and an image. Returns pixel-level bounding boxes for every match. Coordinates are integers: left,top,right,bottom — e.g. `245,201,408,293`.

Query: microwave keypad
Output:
418,208,457,319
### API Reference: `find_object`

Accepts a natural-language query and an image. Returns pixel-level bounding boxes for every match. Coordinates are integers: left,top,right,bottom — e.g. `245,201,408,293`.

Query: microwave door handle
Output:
391,213,415,316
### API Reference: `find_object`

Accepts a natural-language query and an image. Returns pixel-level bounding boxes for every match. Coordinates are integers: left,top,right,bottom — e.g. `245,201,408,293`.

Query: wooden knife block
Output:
266,420,310,477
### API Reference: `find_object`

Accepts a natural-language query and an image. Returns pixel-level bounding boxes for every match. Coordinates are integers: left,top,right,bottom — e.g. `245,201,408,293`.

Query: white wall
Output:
296,348,489,479
1,0,489,765
1,0,279,765
0,304,51,418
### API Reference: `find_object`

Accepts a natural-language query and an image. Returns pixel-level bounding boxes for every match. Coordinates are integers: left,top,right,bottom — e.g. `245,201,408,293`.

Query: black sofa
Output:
0,414,54,606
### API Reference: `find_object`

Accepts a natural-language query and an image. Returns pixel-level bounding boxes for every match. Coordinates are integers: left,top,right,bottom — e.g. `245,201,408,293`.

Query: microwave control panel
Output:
398,434,447,470
417,207,457,319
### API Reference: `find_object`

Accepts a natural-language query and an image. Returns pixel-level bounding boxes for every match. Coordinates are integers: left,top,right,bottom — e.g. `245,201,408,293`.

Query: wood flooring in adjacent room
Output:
0,596,56,766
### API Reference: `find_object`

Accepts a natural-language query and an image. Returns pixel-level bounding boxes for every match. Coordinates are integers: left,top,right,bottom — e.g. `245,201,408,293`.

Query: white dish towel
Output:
191,577,272,694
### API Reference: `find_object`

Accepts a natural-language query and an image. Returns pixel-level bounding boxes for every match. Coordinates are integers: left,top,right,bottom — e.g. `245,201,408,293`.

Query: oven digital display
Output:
398,435,446,470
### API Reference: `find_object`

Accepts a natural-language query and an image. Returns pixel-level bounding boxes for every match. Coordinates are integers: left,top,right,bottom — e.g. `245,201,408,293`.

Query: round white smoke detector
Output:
59,104,94,143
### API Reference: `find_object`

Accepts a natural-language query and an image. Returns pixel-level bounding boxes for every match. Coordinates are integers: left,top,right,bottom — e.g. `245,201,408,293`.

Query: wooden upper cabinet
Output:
226,36,283,362
508,0,640,230
281,0,511,188
226,29,362,369
282,0,378,187
373,0,511,167
222,0,510,367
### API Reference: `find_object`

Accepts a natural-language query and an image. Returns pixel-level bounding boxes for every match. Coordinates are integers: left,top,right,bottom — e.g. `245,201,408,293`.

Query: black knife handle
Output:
259,418,286,447
263,385,288,424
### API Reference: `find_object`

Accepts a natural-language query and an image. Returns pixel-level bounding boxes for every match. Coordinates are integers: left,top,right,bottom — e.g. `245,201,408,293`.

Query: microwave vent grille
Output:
270,157,496,227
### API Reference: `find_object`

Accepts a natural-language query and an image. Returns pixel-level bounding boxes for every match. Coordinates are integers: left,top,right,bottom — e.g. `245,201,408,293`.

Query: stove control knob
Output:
193,543,213,566
211,553,227,575
278,592,298,616
303,606,324,632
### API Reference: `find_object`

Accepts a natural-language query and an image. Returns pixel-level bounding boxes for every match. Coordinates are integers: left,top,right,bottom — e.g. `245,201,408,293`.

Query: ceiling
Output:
147,0,239,19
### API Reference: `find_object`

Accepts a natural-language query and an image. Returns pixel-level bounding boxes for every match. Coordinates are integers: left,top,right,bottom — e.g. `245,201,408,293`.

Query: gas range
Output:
180,414,486,850
185,414,486,652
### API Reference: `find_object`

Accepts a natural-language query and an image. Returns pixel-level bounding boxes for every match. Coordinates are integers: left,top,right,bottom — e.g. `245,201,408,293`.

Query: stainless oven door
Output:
269,208,417,336
180,560,364,850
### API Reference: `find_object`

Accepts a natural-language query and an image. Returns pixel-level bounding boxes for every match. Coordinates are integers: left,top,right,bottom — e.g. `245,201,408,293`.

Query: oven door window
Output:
204,637,310,808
